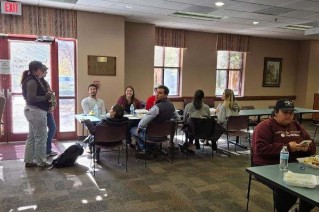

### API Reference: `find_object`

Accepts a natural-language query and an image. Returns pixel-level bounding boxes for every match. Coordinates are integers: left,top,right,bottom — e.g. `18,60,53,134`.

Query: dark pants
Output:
46,112,56,154
273,188,314,212
254,166,315,212
130,127,166,151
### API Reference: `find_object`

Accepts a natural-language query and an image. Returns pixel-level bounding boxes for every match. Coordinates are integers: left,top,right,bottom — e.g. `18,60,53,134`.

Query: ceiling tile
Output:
76,0,116,8
19,0,39,5
14,0,319,39
280,0,319,12
39,0,74,9
226,2,270,12
242,0,300,7
73,4,106,12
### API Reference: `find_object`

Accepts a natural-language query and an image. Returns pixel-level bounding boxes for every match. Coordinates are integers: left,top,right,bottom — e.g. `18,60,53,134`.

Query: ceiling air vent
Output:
171,11,222,21
255,7,294,15
280,24,313,31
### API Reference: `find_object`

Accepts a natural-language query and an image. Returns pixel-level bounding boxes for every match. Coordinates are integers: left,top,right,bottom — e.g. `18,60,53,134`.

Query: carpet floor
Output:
0,120,319,211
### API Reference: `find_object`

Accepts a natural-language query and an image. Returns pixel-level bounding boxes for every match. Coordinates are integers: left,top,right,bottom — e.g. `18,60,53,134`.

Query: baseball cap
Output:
29,61,44,71
41,65,48,71
275,98,295,111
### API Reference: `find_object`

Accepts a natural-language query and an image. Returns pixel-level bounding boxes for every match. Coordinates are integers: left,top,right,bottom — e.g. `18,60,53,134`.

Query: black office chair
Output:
137,120,176,168
91,121,129,176
181,117,219,159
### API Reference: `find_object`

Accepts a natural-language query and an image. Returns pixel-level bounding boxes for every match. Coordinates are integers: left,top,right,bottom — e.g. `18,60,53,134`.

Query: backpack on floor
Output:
51,143,84,168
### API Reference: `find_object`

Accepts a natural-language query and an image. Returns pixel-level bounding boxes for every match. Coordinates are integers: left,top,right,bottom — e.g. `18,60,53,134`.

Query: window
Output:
215,51,244,96
154,46,182,96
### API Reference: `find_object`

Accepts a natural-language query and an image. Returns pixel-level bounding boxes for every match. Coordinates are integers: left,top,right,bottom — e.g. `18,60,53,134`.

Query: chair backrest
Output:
188,118,216,139
183,98,192,108
241,105,255,110
94,121,128,143
0,96,6,122
227,115,249,131
146,120,175,138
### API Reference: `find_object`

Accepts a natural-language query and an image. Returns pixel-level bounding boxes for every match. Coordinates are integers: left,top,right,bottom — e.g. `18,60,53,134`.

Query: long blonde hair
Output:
223,89,236,111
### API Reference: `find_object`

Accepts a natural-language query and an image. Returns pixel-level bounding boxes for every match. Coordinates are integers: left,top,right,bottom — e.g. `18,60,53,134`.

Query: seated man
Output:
81,83,106,147
252,98,316,212
131,85,180,154
83,104,128,162
81,83,106,115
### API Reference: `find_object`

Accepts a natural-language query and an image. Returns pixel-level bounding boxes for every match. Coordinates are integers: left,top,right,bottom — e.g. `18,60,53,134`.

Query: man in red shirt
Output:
145,85,158,110
252,98,316,212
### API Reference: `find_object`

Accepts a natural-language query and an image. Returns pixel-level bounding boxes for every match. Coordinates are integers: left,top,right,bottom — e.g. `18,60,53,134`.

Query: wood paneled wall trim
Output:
169,95,296,102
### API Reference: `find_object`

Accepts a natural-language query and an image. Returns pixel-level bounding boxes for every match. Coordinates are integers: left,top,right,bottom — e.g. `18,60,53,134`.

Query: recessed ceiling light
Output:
253,21,259,25
215,2,225,7
124,5,133,9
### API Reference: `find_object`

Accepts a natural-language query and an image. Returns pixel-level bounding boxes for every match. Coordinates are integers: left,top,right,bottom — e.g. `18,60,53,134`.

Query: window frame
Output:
216,51,244,96
154,46,182,97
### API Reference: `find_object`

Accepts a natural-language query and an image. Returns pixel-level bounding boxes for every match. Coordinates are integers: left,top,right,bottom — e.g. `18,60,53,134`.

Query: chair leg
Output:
171,138,174,164
246,174,252,212
118,146,121,164
235,136,238,153
144,140,147,168
313,126,318,140
227,134,230,157
126,143,128,172
211,140,214,159
186,137,189,160
272,190,275,212
93,145,96,176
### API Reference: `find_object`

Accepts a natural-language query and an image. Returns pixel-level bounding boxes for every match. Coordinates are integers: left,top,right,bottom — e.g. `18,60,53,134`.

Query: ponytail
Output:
21,70,30,85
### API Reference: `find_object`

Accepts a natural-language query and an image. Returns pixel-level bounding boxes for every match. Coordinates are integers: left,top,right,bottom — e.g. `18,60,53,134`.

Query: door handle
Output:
6,88,11,98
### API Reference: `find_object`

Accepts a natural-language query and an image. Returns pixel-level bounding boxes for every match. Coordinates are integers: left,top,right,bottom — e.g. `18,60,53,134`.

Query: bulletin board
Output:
88,55,116,76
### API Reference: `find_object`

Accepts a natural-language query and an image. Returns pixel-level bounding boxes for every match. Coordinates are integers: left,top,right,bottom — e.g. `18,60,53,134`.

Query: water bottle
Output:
279,146,289,172
93,104,100,118
130,104,135,115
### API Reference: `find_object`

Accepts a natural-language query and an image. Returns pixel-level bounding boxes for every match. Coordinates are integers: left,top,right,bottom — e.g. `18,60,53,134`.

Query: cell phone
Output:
300,140,312,146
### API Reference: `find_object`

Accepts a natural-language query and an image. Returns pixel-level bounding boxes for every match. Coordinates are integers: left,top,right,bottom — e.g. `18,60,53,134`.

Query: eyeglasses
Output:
281,110,294,115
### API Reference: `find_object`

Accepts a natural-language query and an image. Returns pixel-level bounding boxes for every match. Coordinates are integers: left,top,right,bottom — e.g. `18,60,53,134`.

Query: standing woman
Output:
117,85,143,113
40,65,58,157
21,61,52,168
215,88,240,127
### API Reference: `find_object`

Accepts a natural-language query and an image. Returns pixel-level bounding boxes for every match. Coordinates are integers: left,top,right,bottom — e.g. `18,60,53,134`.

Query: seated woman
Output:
83,104,128,162
182,89,210,151
215,88,240,127
117,85,143,114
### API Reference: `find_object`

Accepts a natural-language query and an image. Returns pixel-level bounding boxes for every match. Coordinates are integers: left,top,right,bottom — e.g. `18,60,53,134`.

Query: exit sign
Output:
1,1,22,15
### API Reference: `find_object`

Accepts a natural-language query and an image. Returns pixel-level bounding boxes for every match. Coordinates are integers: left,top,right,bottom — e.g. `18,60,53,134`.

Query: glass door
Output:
0,37,77,142
56,40,76,140
9,40,51,141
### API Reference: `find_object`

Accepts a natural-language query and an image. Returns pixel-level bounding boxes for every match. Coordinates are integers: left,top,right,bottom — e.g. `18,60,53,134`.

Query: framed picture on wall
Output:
262,57,282,87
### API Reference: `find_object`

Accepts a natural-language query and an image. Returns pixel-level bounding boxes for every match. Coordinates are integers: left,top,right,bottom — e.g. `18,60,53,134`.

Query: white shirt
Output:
81,97,106,115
